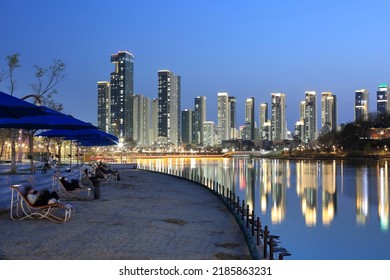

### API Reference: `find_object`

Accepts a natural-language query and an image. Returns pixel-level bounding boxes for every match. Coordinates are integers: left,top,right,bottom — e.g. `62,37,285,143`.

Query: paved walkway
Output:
0,169,252,260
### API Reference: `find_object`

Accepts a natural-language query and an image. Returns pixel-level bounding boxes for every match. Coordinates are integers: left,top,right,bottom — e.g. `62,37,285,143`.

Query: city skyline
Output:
2,1,390,133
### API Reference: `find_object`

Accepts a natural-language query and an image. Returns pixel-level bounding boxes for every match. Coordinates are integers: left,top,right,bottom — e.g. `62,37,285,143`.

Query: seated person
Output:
96,161,120,180
83,168,99,186
25,186,59,206
48,155,56,166
59,177,81,191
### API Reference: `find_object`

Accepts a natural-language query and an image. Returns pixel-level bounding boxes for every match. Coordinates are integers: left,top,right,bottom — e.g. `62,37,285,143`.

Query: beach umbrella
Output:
36,128,118,146
0,106,96,130
0,91,51,119
0,103,96,173
36,128,117,140
75,137,119,146
36,128,119,166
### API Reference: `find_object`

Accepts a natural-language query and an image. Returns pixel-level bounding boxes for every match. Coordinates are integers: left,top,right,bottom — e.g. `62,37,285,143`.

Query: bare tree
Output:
0,67,5,84
26,59,66,172
30,59,65,109
6,53,21,96
0,55,66,173
5,53,21,173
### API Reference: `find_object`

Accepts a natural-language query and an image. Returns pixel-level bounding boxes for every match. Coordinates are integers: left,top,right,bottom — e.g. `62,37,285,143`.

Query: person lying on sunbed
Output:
59,177,82,191
96,162,120,180
26,186,60,206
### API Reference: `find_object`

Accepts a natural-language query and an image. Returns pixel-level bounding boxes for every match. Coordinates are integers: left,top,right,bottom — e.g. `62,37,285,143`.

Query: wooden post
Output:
237,196,240,214
270,237,274,260
241,200,245,221
263,225,269,259
246,205,250,228
251,209,255,236
256,217,261,246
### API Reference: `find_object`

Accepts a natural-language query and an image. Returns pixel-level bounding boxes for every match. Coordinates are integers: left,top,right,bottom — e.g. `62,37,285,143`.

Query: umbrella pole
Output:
76,144,79,167
70,140,72,170
29,131,35,174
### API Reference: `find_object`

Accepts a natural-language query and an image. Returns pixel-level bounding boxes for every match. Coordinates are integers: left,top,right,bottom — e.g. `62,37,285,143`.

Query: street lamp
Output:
118,138,124,163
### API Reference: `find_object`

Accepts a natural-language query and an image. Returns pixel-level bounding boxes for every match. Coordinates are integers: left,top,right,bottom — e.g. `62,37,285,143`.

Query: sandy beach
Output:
0,169,252,260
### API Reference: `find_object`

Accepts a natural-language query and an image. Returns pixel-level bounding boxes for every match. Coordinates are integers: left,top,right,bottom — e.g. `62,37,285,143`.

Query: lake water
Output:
137,157,390,260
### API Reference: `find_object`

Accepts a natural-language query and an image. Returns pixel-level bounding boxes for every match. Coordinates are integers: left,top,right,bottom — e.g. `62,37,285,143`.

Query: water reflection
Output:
296,161,318,226
138,157,390,231
356,165,369,224
137,157,390,259
321,161,337,226
377,161,389,231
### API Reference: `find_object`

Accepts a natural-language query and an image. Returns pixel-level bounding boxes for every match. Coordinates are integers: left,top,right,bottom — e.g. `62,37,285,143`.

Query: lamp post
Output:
118,138,124,163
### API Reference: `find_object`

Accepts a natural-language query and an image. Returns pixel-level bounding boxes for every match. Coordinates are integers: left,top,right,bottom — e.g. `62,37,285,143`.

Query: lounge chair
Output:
94,163,119,181
80,168,97,186
52,176,93,200
10,185,73,223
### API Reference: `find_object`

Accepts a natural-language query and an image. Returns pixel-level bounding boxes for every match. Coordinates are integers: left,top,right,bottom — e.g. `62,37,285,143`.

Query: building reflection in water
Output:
259,159,271,214
296,160,318,227
137,157,390,233
270,160,288,224
356,165,369,225
321,161,337,226
377,161,389,231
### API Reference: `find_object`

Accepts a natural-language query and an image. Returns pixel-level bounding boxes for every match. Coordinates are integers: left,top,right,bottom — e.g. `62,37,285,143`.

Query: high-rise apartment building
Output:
203,121,215,147
271,93,286,141
217,92,230,144
377,84,389,116
259,103,268,130
245,97,255,140
193,96,206,145
182,109,193,144
228,96,237,139
294,120,305,142
321,92,337,132
262,121,271,141
142,96,151,146
259,103,268,141
299,101,306,120
304,91,317,142
157,70,181,146
151,98,159,145
355,89,369,121
132,94,150,147
110,51,134,138
97,81,111,133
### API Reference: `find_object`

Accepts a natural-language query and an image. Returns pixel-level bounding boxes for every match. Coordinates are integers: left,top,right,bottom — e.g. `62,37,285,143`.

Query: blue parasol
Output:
37,128,119,167
36,128,119,146
0,105,96,130
0,91,51,119
37,128,117,141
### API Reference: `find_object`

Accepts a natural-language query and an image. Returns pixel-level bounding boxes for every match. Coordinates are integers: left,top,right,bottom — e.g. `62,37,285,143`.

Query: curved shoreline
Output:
0,169,252,260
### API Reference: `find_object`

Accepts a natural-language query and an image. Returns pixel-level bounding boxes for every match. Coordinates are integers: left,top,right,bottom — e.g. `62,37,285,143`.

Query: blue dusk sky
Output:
1,0,390,132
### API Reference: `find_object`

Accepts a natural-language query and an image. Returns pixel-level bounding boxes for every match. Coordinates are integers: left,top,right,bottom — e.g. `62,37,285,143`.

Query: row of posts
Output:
139,164,288,260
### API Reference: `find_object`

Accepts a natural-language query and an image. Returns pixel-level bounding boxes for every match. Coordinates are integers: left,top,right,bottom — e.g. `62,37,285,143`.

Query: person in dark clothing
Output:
83,168,100,186
59,177,81,191
26,187,59,206
95,161,120,180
